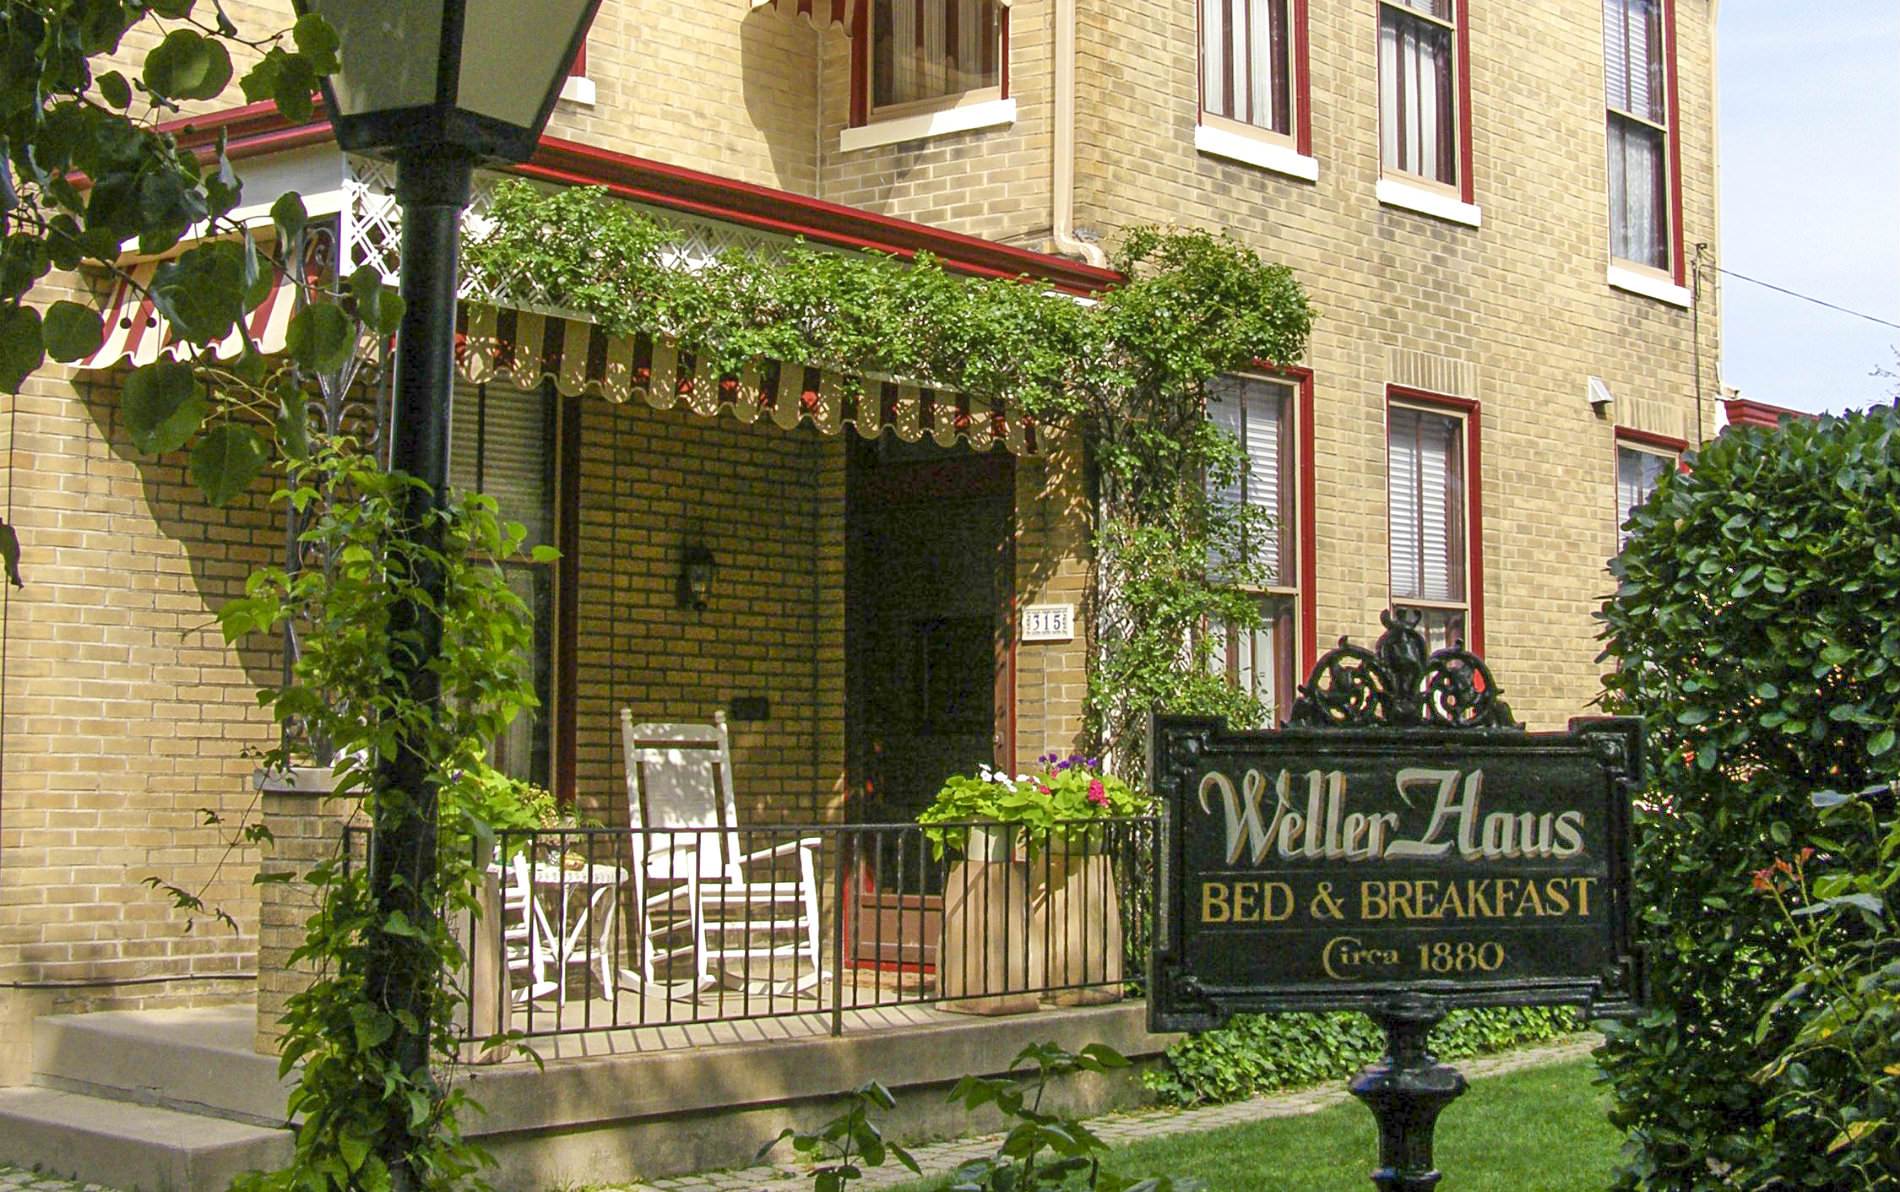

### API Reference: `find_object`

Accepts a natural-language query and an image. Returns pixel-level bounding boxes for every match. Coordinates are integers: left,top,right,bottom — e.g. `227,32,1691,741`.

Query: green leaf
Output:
0,305,44,393
42,301,104,362
189,424,269,506
97,71,132,109
337,1130,370,1173
292,14,342,72
142,31,234,102
270,192,307,244
285,302,355,374
1870,728,1896,757
121,361,209,455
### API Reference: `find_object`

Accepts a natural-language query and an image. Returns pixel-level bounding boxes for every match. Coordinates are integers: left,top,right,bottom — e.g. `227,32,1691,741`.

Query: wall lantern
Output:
679,544,717,611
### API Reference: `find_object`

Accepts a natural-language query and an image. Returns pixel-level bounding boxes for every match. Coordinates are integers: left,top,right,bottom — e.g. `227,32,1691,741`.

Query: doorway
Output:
844,435,1015,967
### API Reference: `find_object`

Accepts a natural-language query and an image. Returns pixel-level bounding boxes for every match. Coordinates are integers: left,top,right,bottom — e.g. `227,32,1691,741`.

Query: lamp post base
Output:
1349,994,1468,1192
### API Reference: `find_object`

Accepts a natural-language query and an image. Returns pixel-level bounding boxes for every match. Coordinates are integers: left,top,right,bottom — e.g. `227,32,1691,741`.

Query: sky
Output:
1717,3,1900,416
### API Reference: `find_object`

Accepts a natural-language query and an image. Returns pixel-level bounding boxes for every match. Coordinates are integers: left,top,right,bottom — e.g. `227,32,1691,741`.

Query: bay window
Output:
1378,0,1461,188
1388,402,1472,654
871,0,1005,115
1207,374,1301,723
1604,0,1674,273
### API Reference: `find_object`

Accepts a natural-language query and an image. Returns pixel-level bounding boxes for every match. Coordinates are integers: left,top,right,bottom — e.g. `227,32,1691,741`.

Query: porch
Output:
0,996,1167,1191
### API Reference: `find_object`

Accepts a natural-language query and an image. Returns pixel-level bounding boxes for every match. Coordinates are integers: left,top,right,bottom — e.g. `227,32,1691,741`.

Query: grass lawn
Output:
898,1057,1620,1192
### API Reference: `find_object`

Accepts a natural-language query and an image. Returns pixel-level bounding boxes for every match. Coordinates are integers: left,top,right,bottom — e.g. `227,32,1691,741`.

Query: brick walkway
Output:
0,1036,1596,1192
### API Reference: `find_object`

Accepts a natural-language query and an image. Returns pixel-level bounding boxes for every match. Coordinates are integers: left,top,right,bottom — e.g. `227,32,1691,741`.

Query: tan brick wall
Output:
571,398,848,831
1073,0,1719,730
0,277,279,1013
1012,438,1092,763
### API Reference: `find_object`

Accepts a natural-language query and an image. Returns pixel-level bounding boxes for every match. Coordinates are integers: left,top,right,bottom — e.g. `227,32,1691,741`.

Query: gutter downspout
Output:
1052,0,1109,268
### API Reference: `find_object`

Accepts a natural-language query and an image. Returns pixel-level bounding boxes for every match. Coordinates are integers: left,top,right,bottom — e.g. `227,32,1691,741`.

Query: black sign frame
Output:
1148,615,1645,1034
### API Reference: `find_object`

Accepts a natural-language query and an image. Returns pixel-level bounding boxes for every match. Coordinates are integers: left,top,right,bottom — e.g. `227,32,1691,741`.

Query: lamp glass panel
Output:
459,0,595,128
307,0,444,115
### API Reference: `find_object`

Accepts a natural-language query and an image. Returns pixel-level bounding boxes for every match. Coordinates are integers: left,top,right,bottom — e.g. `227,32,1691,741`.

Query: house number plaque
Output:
1148,610,1644,1191
1020,603,1075,642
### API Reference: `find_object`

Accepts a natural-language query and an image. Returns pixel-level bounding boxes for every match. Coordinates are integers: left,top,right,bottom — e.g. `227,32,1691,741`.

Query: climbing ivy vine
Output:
468,183,1314,773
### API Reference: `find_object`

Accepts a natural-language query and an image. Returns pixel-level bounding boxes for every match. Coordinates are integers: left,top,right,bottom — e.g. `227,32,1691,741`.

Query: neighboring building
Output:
0,0,1717,1180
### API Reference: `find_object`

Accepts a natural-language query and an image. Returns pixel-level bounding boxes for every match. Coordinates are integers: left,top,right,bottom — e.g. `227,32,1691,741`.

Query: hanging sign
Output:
1149,612,1644,1032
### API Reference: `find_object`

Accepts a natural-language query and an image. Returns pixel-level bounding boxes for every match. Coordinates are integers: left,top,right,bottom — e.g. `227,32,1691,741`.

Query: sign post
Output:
1149,610,1644,1190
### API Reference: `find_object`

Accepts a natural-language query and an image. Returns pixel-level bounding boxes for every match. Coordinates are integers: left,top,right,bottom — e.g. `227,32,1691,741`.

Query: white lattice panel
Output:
343,156,802,319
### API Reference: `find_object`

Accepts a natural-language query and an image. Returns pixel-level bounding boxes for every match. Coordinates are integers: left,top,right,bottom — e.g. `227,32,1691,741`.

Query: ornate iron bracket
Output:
1288,608,1522,730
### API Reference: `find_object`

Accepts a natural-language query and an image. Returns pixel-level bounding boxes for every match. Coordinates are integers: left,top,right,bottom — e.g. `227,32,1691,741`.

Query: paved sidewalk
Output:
0,1036,1596,1192
627,1035,1601,1192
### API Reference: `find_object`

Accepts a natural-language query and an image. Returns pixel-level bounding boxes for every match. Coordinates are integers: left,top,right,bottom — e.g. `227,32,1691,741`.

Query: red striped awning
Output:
749,0,1011,34
75,260,298,370
456,303,1041,455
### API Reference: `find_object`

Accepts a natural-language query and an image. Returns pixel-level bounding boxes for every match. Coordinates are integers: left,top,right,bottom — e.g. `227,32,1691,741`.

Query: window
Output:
1616,443,1673,548
870,0,1005,115
1202,0,1294,138
1378,0,1462,188
1604,0,1673,273
1206,375,1301,723
451,381,558,787
1389,402,1474,654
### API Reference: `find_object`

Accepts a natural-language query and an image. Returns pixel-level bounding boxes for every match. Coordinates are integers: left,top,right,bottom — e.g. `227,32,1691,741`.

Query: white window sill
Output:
559,75,596,106
1194,124,1319,182
1607,263,1691,308
839,97,1016,153
1376,177,1482,228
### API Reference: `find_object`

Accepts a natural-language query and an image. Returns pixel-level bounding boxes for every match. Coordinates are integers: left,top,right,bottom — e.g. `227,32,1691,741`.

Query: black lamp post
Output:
298,2,598,1183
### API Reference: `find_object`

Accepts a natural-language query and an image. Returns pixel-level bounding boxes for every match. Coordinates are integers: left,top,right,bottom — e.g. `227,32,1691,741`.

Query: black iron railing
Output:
347,818,1156,1046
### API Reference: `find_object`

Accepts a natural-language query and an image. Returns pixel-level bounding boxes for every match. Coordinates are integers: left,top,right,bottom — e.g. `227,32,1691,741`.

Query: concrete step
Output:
31,1007,291,1127
0,1087,291,1192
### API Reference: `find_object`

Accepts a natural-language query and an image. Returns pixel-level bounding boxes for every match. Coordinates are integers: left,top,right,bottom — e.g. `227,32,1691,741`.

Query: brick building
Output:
1,0,1715,1049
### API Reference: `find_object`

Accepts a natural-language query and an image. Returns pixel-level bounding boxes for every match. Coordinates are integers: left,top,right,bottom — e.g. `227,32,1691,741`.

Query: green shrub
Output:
1596,404,1900,1189
1143,1007,1579,1107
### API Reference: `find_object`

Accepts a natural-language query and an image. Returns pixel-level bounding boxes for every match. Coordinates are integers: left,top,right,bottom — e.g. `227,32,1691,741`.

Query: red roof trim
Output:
157,101,1121,296
1722,398,1816,430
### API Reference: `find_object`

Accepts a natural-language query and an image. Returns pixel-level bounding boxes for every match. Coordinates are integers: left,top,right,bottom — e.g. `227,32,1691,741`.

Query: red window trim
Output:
1376,0,1474,204
849,2,1011,129
1385,384,1483,657
570,41,588,78
1613,425,1686,455
1662,0,1685,286
1196,0,1313,156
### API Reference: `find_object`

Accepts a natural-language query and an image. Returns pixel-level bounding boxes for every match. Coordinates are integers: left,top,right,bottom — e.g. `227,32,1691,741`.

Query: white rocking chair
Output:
501,853,559,1003
618,710,826,995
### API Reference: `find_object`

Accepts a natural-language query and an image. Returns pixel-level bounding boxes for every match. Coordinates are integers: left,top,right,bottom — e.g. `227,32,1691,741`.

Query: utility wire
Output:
1719,267,1900,331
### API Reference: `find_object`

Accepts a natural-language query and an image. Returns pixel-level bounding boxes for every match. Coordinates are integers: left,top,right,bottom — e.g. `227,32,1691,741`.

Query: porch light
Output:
299,0,600,163
680,544,717,611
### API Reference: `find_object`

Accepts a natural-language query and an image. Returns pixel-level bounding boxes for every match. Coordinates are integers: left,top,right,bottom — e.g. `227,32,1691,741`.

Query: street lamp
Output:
298,3,599,1182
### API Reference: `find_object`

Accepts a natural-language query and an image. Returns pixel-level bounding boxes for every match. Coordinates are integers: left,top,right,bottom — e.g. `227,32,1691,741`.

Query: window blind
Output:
1616,445,1670,545
1389,406,1464,603
450,381,555,549
1208,375,1289,584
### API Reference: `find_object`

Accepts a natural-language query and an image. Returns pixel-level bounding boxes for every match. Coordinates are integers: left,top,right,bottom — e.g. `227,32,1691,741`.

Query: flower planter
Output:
939,825,1043,1015
1036,847,1123,1006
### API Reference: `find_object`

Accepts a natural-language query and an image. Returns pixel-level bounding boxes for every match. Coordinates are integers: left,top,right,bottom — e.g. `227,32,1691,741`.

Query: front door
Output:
846,438,1015,830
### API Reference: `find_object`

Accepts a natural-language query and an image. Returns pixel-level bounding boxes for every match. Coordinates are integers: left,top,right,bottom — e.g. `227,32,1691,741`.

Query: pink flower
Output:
1038,784,1052,796
1087,779,1108,807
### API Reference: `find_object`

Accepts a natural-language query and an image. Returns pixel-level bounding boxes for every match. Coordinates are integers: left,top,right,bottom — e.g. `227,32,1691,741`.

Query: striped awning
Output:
749,0,1011,34
456,303,1041,455
76,261,297,370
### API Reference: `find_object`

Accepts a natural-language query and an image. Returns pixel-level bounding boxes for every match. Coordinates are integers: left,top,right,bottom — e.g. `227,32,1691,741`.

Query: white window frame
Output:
1388,399,1473,653
1205,372,1302,722
866,0,1007,123
1615,440,1676,551
1377,0,1463,195
1602,0,1675,284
